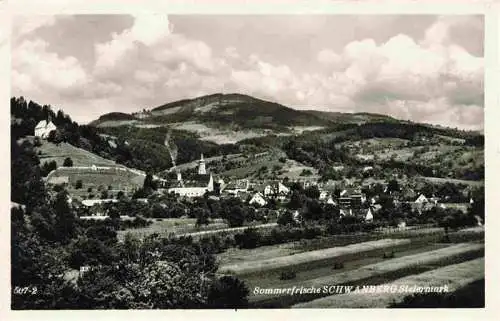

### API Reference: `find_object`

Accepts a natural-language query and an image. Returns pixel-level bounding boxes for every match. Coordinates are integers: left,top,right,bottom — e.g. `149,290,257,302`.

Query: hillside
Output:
12,95,484,183
90,93,335,143
33,139,122,168
303,110,400,124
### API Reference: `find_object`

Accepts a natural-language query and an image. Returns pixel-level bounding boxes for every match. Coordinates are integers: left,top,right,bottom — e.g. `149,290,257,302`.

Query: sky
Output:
11,14,484,130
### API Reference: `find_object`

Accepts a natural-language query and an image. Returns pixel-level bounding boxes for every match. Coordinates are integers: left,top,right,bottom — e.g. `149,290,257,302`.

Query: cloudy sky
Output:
11,14,484,129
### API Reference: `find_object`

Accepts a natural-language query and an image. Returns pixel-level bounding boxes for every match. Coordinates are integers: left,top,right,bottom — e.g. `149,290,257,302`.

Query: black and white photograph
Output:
9,12,487,311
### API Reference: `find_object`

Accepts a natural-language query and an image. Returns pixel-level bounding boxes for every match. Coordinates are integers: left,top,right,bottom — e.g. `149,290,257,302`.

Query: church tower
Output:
198,154,206,175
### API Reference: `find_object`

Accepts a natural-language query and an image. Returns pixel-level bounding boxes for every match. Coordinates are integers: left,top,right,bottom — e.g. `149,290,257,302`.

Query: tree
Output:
75,180,83,189
227,206,245,227
53,191,78,244
234,228,260,249
195,208,210,227
63,157,73,167
277,210,295,226
142,173,157,192
207,276,249,309
387,179,400,194
100,190,109,199
304,185,320,199
68,236,115,269
41,160,57,177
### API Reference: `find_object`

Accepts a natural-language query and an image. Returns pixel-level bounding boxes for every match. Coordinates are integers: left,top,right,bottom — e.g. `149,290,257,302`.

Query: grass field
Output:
48,166,145,199
294,257,484,308
116,218,228,241
216,226,484,268
37,141,120,167
219,239,411,275
419,176,484,186
251,242,483,308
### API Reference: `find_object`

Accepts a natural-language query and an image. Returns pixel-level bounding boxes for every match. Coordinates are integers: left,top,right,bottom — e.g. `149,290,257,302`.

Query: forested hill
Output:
10,97,240,173
11,95,484,180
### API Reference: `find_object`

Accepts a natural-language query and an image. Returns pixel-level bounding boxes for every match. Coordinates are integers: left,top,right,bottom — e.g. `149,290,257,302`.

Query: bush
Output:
383,251,395,259
277,210,295,226
75,180,83,189
234,228,260,249
280,270,297,280
332,262,344,270
63,157,73,167
207,276,249,309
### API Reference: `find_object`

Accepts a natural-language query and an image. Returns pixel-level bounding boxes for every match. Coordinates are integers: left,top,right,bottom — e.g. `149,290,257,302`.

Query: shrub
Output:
383,251,395,259
75,180,83,189
234,228,260,249
63,157,73,167
207,276,249,309
333,262,344,270
280,270,297,280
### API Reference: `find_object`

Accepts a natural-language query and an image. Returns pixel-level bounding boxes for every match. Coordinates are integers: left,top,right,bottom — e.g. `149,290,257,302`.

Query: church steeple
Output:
198,153,206,175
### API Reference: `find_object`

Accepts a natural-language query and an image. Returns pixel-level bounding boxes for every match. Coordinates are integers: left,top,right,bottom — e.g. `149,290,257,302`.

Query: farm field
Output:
251,242,484,308
419,176,484,186
116,218,228,241
219,239,411,275
48,166,145,199
294,257,484,308
218,225,483,268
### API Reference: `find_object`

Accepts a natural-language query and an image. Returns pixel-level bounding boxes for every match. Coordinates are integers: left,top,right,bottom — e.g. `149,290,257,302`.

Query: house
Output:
362,166,374,173
223,179,250,196
340,208,353,217
365,208,374,222
414,194,429,204
34,118,57,139
319,190,329,200
249,192,267,207
339,188,365,209
167,155,214,197
81,199,118,207
264,181,290,200
303,180,318,188
11,202,26,211
326,197,336,205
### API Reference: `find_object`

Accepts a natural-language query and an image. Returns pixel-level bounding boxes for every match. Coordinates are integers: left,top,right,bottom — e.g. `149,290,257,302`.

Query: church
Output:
167,154,214,197
34,117,57,139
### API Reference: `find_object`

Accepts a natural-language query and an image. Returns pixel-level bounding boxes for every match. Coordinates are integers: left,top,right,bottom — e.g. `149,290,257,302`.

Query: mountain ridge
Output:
89,93,405,129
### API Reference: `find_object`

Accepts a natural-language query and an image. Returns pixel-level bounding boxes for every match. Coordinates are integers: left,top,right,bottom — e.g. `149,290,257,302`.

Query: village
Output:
31,116,482,232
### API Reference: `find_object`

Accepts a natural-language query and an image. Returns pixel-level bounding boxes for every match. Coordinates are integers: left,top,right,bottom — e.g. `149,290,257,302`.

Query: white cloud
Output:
12,15,56,41
12,38,88,94
94,14,172,72
11,15,483,130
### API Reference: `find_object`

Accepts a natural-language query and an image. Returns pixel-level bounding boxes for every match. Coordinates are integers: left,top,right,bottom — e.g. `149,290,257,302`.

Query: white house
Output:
81,199,118,207
340,208,353,217
264,182,290,200
292,210,301,223
365,208,374,222
319,190,329,200
326,197,336,205
414,194,429,204
34,119,57,139
362,166,374,173
249,192,267,207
